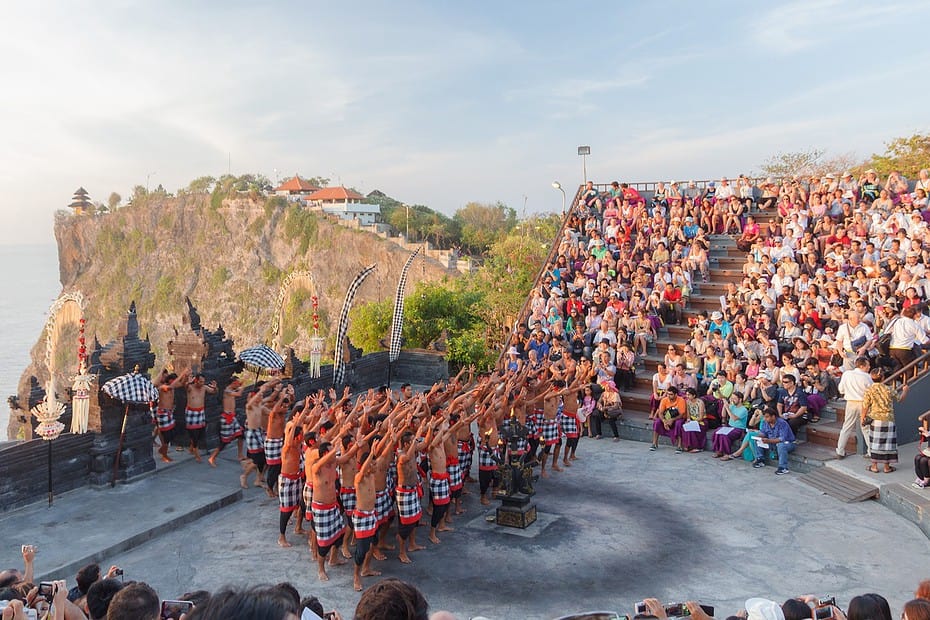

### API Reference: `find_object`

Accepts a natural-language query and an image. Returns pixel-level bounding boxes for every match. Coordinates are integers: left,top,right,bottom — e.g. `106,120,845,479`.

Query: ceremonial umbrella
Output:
238,345,285,382
102,371,158,487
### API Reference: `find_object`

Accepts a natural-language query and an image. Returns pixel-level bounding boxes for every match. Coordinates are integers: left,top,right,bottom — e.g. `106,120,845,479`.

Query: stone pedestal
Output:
495,492,537,528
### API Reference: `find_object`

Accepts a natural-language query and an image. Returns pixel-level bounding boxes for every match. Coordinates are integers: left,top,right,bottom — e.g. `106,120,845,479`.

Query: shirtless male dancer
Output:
352,427,400,590
395,415,428,562
242,379,278,491
153,369,185,463
265,384,294,494
277,411,305,548
208,377,245,467
559,373,586,466
185,371,218,463
310,435,348,582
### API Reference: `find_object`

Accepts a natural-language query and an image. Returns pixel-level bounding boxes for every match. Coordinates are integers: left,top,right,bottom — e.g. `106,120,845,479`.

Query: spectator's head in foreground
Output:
847,594,892,620
106,582,159,620
355,578,429,620
86,579,124,620
904,599,930,620
194,586,299,620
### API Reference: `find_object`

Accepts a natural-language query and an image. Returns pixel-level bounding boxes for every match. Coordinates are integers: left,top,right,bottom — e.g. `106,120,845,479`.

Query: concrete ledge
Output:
879,482,930,539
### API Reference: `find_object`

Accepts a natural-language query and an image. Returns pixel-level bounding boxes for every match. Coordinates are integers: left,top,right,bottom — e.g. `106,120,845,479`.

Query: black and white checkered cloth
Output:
868,420,898,456
478,444,499,470
238,345,285,373
185,407,206,430
102,372,158,404
375,489,396,525
429,472,450,506
339,486,357,516
389,247,421,363
311,501,346,546
302,483,313,510
457,437,474,478
395,485,422,525
333,264,377,388
219,412,243,443
278,474,302,513
155,407,175,431
541,418,560,445
447,458,463,491
560,410,579,438
245,428,265,454
352,508,379,538
264,437,284,465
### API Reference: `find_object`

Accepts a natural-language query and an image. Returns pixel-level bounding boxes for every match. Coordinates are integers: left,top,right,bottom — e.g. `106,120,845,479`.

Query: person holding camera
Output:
776,374,809,434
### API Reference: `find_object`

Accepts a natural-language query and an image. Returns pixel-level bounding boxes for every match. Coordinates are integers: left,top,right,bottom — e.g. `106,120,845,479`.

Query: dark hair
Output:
782,599,813,620
848,594,892,620
904,599,930,620
0,587,20,602
317,442,333,458
106,581,159,620
354,578,429,620
272,583,300,610
300,595,325,617
195,586,299,620
180,590,212,610
86,579,124,620
75,563,101,595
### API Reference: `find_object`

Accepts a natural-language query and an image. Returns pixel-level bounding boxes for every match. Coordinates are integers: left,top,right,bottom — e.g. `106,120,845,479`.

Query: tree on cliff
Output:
757,148,862,179
108,192,121,211
453,201,516,254
866,132,930,177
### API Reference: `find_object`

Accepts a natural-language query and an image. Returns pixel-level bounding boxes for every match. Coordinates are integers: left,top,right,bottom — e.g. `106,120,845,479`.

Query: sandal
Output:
884,466,896,473
867,465,879,473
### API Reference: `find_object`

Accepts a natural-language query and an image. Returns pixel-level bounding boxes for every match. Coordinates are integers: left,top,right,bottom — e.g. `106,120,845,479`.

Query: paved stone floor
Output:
84,437,930,620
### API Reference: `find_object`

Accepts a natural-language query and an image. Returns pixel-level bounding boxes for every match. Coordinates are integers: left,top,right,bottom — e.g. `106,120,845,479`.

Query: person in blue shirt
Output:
754,408,796,475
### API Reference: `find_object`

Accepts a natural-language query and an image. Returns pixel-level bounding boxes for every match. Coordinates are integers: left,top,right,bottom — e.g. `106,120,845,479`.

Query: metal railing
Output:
495,185,583,368
591,177,767,196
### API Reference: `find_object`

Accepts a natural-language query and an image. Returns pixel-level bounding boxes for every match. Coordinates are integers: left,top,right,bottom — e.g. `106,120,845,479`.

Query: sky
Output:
1,0,929,245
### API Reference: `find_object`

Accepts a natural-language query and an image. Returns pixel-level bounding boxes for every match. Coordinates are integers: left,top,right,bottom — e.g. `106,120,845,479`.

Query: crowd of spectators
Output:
2,548,929,620
508,169,930,478
0,549,468,619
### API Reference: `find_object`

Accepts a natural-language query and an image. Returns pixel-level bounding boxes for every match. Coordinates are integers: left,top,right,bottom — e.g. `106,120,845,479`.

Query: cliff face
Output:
14,195,451,427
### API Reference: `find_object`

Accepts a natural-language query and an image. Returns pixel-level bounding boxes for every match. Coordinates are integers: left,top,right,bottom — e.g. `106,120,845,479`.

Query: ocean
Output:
0,244,61,440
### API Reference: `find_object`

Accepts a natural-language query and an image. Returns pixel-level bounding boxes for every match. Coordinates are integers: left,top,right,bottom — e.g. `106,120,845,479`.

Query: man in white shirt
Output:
836,356,873,457
889,305,929,368
716,177,735,200
834,311,874,371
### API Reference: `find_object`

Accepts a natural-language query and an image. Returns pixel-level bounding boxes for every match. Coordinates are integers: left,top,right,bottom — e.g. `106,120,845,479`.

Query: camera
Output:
113,568,124,577
39,581,55,598
161,600,194,620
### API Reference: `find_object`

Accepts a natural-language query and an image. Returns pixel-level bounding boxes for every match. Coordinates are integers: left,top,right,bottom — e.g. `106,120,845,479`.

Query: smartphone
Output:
161,600,194,619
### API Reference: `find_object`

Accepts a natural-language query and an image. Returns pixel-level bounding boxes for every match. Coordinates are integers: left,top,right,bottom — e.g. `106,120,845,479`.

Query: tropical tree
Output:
453,201,516,253
107,192,121,211
347,299,393,354
867,132,930,178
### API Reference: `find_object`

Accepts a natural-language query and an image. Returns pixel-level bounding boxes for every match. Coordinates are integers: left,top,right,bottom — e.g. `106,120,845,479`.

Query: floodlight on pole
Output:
551,181,566,216
577,145,591,184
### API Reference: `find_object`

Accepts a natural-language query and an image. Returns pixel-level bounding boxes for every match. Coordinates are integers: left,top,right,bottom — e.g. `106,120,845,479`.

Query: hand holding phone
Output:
161,600,194,620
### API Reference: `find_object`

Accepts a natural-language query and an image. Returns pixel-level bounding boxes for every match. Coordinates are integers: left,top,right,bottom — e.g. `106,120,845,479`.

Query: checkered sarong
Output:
264,437,284,465
478,444,499,471
560,410,579,439
375,489,395,525
155,407,175,431
302,483,313,509
278,473,301,513
352,508,378,539
339,486,356,516
447,456,463,491
311,501,346,547
458,437,474,478
429,472,451,506
245,428,265,454
528,409,543,438
541,418,560,446
395,485,422,525
185,406,205,430
868,420,898,461
219,412,243,443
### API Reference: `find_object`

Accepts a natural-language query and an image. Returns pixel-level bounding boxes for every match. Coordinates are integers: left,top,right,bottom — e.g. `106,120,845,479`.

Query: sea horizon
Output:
0,242,61,440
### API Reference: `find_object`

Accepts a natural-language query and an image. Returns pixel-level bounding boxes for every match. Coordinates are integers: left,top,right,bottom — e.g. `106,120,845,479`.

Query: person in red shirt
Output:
660,282,683,325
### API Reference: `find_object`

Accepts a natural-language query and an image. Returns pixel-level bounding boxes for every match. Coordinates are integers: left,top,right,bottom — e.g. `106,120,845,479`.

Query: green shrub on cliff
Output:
283,205,318,254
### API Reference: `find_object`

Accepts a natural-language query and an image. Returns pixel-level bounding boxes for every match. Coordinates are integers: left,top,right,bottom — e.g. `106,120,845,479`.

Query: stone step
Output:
802,420,856,453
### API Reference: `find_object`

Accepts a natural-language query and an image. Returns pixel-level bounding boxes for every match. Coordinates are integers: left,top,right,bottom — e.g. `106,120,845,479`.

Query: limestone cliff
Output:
13,194,452,434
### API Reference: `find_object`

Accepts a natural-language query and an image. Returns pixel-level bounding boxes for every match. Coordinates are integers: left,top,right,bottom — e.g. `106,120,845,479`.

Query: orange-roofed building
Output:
274,175,320,197
305,186,381,225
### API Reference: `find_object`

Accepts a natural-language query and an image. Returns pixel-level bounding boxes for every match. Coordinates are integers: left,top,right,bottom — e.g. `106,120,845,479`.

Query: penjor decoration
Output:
333,264,377,388
389,247,421,369
309,295,323,378
70,317,91,433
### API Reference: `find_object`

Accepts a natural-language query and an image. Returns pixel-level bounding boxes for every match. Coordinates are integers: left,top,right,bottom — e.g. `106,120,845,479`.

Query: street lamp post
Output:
551,181,566,216
577,146,591,184
404,204,410,241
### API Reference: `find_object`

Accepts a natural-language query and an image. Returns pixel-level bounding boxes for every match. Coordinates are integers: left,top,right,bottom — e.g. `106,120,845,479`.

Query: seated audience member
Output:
194,586,300,620
903,599,930,620
650,386,687,452
753,407,796,475
847,593,892,620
